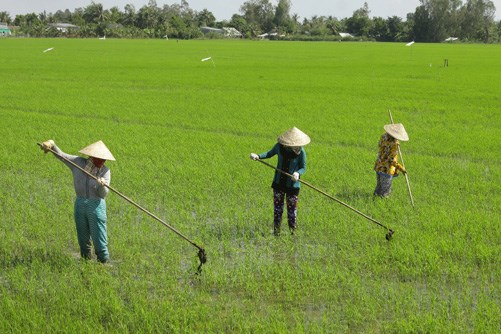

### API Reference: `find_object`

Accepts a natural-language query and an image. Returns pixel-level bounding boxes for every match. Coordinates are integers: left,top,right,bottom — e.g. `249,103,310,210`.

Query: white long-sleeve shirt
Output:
52,145,110,199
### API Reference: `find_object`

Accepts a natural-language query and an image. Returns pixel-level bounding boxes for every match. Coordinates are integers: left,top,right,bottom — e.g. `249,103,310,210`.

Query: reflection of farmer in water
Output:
250,127,310,235
41,139,115,263
373,123,409,198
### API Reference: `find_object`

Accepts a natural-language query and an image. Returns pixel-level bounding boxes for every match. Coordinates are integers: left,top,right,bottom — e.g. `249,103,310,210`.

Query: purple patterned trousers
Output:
273,189,298,234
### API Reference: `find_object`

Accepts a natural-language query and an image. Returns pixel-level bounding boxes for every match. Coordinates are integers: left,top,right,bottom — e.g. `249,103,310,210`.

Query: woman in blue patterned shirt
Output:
250,127,310,235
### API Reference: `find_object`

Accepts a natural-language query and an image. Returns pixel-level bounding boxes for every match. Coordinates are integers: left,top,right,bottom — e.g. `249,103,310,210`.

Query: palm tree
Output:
83,2,108,24
0,11,12,24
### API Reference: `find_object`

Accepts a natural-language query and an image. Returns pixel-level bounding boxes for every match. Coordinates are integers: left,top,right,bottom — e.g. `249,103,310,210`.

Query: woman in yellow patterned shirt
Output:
374,123,409,197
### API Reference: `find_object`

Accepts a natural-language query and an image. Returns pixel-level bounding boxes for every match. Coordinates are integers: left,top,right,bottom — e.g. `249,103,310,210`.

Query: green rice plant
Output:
0,38,499,333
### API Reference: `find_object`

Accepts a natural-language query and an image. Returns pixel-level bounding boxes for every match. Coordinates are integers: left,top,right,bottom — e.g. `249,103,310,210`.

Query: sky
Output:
2,0,501,21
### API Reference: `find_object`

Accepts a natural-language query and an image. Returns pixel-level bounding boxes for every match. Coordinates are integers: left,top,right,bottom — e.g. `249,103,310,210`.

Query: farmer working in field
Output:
250,127,310,235
40,139,115,263
373,123,409,198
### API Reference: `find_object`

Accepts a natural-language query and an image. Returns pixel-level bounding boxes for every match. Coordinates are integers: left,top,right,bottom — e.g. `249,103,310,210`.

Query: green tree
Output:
387,16,404,41
137,0,160,29
229,14,249,34
38,11,48,23
497,20,501,41
346,2,372,37
460,0,496,42
108,6,124,23
0,11,11,24
399,13,416,41
325,16,341,35
157,0,199,38
240,0,274,33
53,9,73,23
14,13,42,36
370,17,388,41
71,8,86,27
274,0,293,32
301,15,340,36
417,0,462,42
168,14,186,38
447,0,463,36
290,13,300,33
195,9,216,27
413,5,433,41
122,4,136,26
83,2,108,24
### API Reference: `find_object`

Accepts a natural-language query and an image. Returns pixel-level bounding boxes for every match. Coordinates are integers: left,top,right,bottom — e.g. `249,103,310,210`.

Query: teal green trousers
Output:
74,197,109,263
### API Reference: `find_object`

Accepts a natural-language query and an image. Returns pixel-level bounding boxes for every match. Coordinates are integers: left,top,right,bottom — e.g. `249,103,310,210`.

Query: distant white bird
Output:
406,41,415,46
99,35,106,40
201,57,212,62
43,47,54,53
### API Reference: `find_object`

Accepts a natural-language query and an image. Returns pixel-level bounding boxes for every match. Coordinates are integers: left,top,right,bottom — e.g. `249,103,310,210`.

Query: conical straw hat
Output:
79,140,116,161
277,127,311,146
383,123,409,141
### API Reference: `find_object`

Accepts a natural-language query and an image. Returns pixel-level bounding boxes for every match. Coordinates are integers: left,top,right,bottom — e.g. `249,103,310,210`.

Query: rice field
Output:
0,38,500,333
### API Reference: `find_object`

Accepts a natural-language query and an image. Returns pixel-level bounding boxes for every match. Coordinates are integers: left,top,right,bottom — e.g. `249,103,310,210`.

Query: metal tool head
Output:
385,229,394,241
198,248,207,264
195,248,207,275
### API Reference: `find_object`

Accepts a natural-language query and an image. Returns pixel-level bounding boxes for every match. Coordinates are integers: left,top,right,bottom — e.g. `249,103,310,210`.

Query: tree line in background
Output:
1,0,500,42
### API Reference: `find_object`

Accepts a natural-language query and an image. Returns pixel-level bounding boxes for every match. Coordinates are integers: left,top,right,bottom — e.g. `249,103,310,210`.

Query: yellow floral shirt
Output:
374,133,404,176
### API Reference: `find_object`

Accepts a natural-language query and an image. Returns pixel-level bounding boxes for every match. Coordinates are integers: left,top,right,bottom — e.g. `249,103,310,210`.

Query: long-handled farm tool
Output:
37,143,207,273
388,110,415,208
256,159,394,240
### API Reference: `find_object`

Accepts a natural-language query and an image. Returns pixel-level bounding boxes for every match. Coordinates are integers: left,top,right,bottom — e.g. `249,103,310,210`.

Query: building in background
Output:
201,26,242,38
48,23,79,34
0,23,11,36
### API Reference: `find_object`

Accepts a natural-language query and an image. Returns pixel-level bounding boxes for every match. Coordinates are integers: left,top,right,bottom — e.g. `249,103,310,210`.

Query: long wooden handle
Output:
388,111,415,207
257,159,391,230
37,143,205,251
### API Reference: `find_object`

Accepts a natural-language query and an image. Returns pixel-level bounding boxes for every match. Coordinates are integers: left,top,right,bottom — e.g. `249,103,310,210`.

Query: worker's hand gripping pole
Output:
388,110,415,208
256,159,394,240
37,143,207,272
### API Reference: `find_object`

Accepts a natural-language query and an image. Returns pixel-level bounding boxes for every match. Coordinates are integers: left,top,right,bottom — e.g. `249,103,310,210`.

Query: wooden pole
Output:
388,110,415,207
257,159,392,231
37,143,207,256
